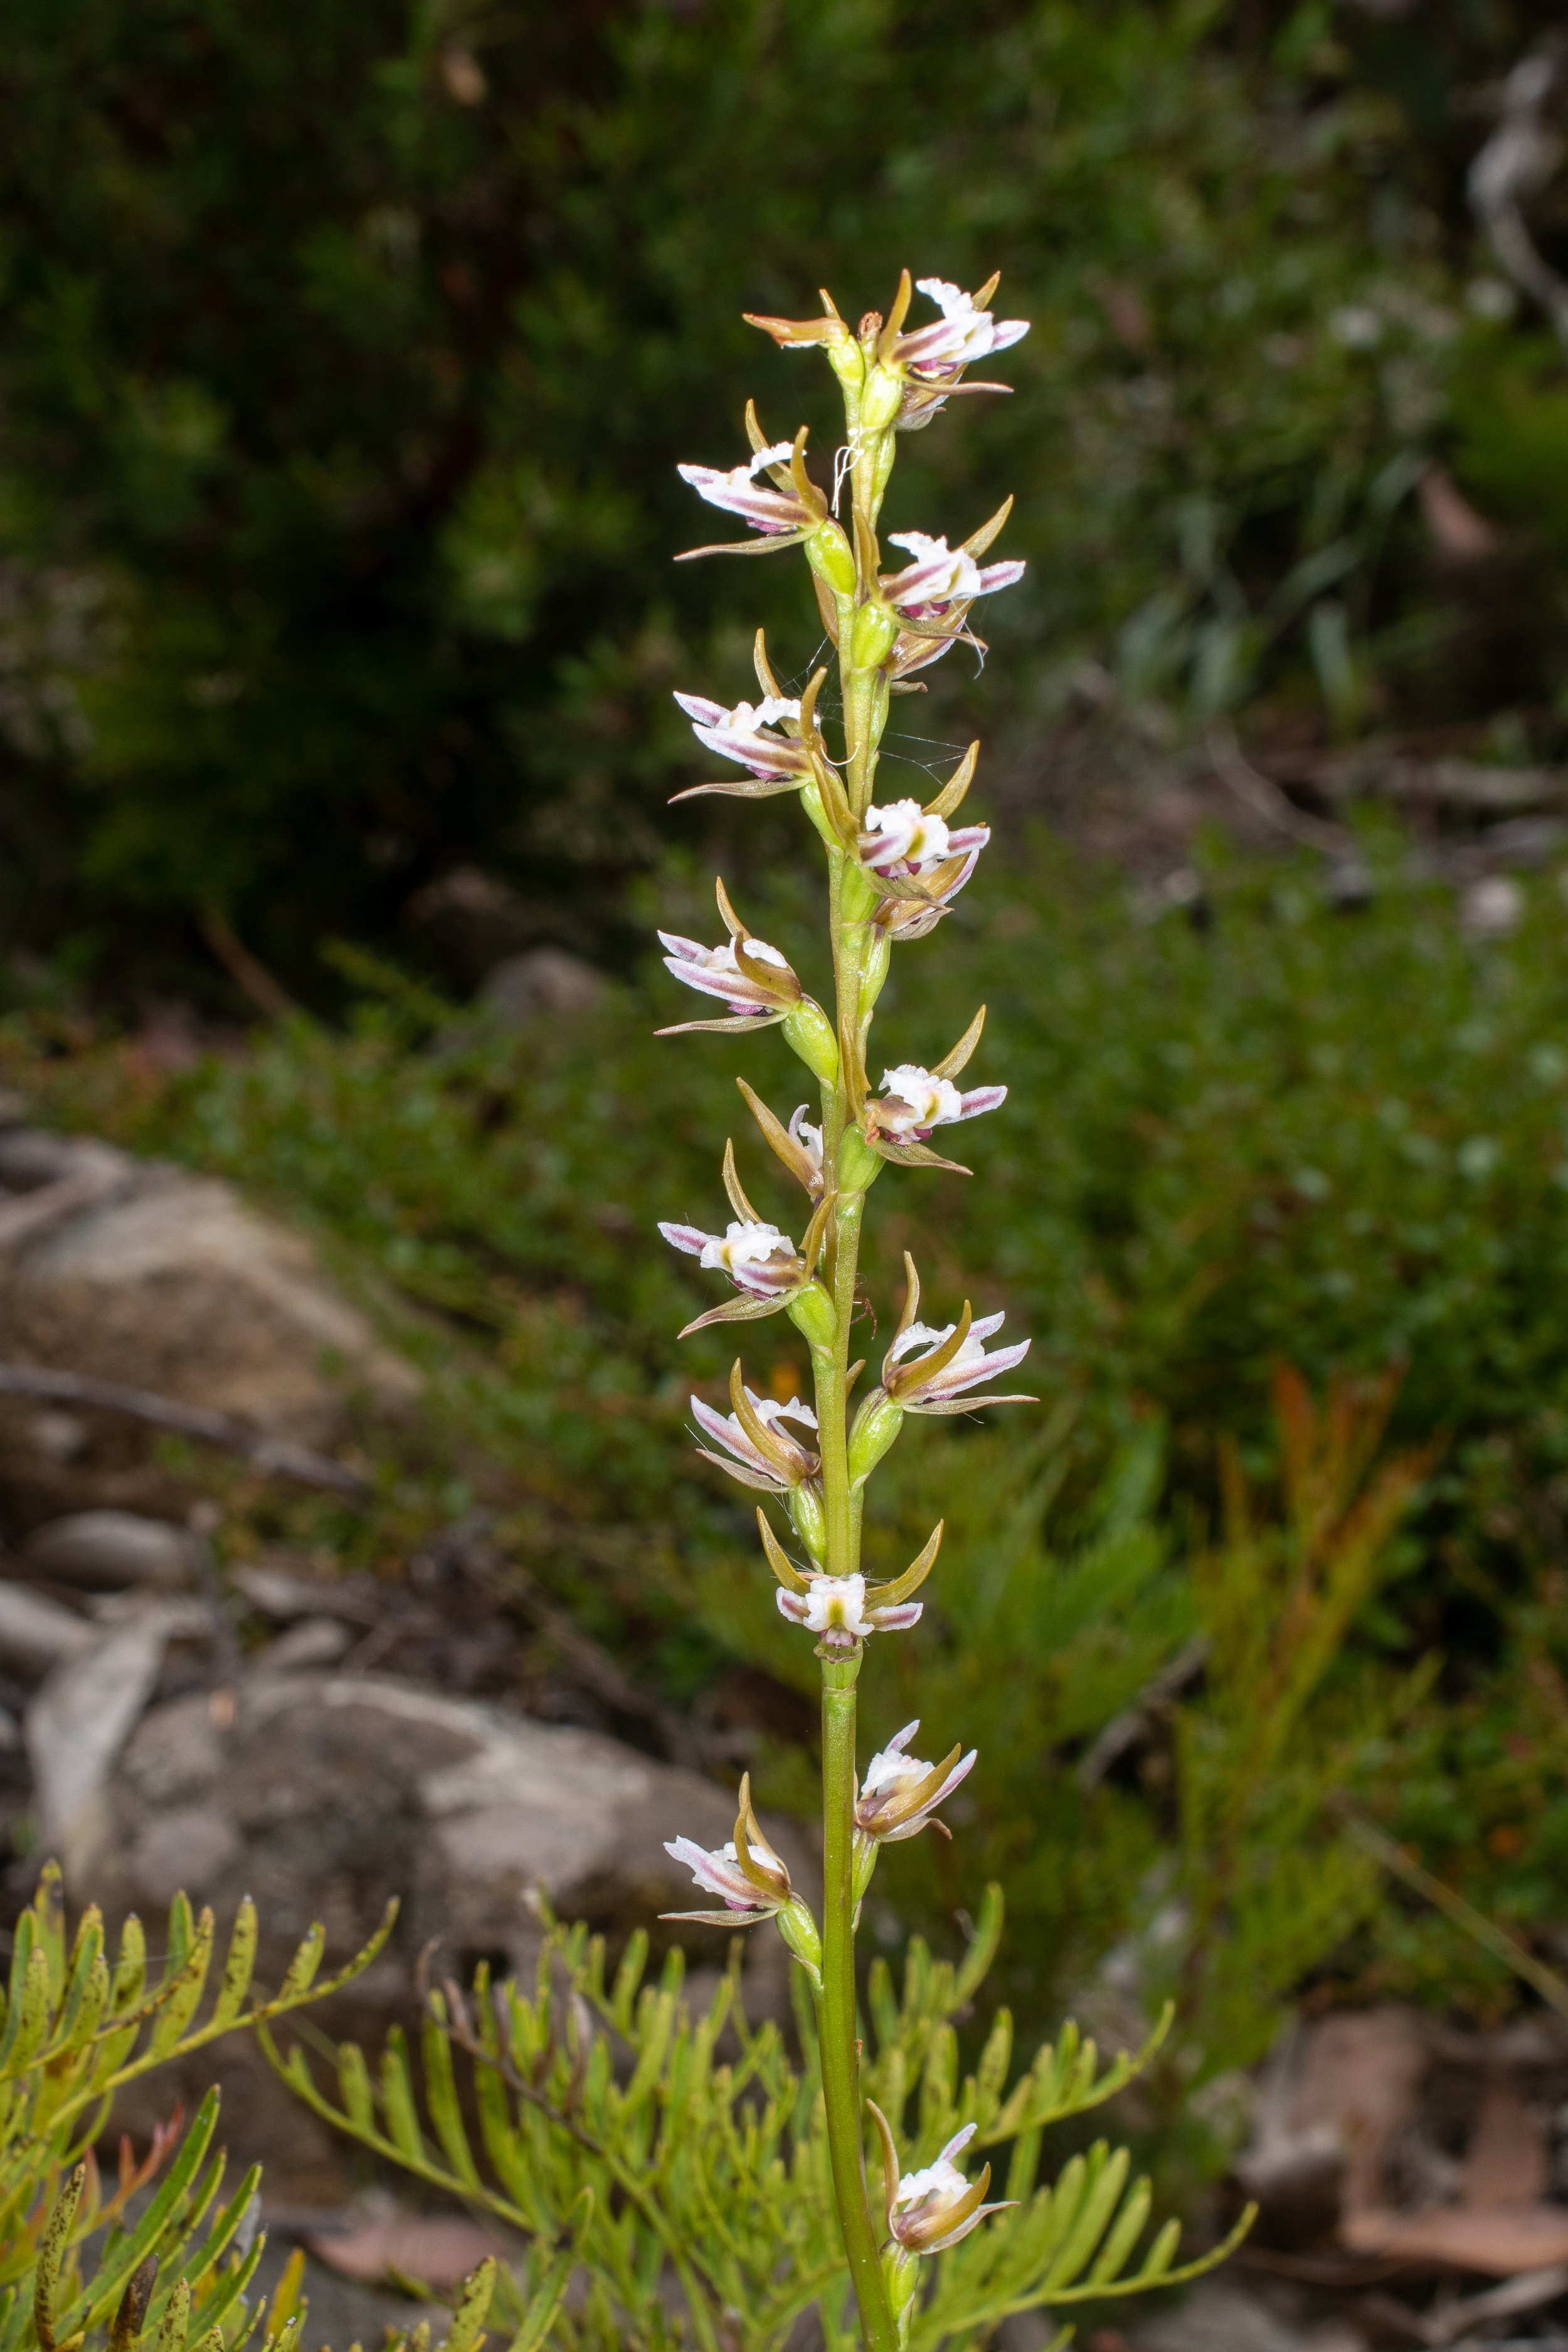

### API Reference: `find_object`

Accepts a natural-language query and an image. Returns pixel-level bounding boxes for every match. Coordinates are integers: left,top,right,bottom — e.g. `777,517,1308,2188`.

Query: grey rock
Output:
232,1561,381,1624
261,1614,354,1670
91,1670,806,2199
26,1601,196,1877
0,1132,421,1514
24,1509,197,1590
0,1580,95,1677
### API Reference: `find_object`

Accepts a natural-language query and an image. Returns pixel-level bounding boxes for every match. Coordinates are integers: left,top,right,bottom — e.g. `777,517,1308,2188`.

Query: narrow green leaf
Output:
210,1900,258,2031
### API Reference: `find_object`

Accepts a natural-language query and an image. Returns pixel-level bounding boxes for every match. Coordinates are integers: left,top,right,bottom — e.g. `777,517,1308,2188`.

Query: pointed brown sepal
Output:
744,309,844,349
910,1392,1039,1414
678,1291,795,1340
812,569,842,647
797,665,830,750
722,1136,765,1226
962,494,1015,561
914,2166,993,2252
934,1005,986,1081
736,1076,823,1197
729,1361,798,1477
733,1772,791,1896
867,2098,903,2230
854,507,883,596
868,1135,973,1176
876,268,914,360
872,1519,944,1610
756,1507,811,1596
874,1743,967,1832
892,1251,922,1352
753,627,790,708
812,748,859,845
924,741,980,820
669,776,805,804
800,1192,832,1272
789,426,828,520
889,1301,973,1398
674,532,813,562
655,1014,784,1037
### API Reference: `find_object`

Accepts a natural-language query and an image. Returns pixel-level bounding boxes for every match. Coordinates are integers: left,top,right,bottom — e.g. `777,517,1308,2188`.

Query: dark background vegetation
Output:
3,0,1568,994
11,0,1568,2151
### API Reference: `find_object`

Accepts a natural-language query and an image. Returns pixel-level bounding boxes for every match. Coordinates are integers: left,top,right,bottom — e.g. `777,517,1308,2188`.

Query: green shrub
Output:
17,831,1568,2028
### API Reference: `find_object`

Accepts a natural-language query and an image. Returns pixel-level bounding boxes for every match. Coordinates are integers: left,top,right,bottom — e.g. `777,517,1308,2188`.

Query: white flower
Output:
691,1386,820,1492
879,2119,1014,2255
674,692,812,780
782,1101,819,1169
856,1720,977,1843
659,1217,805,1298
882,532,1025,619
776,1570,923,1649
864,799,952,867
659,929,800,1013
869,1064,1007,1141
885,1310,1032,1411
678,443,801,530
859,802,990,936
903,279,1031,374
663,1835,788,1921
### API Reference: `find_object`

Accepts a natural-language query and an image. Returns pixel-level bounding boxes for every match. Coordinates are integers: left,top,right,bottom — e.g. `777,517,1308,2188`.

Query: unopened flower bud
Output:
848,1388,904,1485
849,601,899,670
788,1478,828,1561
781,998,839,1085
837,1128,882,1194
807,520,857,596
860,927,892,1014
776,1895,824,1987
860,365,904,432
787,1281,838,1350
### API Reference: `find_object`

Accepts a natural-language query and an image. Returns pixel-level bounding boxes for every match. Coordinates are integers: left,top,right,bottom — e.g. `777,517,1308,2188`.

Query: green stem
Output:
820,1651,896,2352
806,390,899,2352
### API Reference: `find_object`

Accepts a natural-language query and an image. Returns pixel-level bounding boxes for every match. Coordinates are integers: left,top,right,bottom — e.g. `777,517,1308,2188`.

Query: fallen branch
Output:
0,1364,370,1498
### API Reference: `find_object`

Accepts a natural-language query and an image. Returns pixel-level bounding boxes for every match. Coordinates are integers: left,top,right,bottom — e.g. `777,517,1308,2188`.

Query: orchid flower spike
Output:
866,1064,1006,1145
874,2115,1015,2255
856,1720,977,1843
